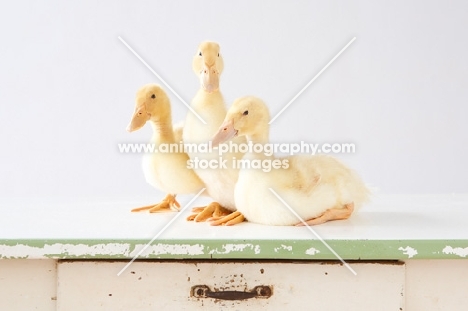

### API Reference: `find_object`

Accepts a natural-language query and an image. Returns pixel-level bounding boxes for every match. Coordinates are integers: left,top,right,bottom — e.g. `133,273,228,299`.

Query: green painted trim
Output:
1,239,467,260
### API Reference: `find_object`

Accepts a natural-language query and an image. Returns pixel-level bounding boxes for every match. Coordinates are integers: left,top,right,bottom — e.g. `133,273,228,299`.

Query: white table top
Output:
1,194,467,260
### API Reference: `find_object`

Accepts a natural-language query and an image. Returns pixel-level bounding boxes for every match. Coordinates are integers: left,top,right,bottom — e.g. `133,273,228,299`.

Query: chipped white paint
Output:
398,246,418,258
274,244,293,253
0,243,131,259
0,243,206,259
254,244,261,254
209,243,261,255
442,246,468,258
131,243,204,257
305,247,320,255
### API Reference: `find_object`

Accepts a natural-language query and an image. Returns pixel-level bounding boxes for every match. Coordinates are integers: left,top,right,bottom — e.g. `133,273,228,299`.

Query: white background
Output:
0,0,467,199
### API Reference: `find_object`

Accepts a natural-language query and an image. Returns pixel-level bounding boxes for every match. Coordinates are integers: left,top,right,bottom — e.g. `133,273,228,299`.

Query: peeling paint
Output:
274,245,292,253
0,243,131,259
305,247,320,255
209,244,261,255
132,243,204,256
398,246,418,258
1,239,467,260
442,246,468,258
254,245,261,254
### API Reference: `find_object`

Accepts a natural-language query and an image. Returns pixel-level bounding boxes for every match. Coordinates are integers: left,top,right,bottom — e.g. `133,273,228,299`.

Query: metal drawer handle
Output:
191,285,273,301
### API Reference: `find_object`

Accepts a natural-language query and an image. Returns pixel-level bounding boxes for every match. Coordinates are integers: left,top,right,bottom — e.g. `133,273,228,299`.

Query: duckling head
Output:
126,84,171,132
212,96,270,146
193,41,224,93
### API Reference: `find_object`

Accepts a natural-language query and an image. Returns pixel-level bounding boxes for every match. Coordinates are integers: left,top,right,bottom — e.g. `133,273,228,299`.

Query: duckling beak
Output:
200,64,219,93
126,106,149,132
211,119,238,147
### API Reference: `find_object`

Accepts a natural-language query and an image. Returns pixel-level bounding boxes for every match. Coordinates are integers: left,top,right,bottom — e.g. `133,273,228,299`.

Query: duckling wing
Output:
282,156,322,195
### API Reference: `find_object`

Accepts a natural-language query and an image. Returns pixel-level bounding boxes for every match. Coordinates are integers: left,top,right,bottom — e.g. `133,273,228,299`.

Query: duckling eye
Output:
198,51,202,56
217,53,219,57
243,110,249,116
151,94,156,99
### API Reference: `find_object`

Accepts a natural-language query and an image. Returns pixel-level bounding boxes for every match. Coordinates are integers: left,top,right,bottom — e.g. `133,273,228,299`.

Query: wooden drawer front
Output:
57,261,404,310
0,260,56,311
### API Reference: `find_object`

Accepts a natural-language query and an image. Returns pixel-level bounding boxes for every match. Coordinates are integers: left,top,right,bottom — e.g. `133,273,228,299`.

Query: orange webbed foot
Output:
186,202,231,222
209,211,245,226
296,202,354,226
131,194,181,213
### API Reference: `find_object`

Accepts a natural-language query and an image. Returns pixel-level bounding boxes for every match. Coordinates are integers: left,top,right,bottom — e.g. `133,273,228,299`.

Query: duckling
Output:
183,41,246,224
211,96,370,226
127,84,204,212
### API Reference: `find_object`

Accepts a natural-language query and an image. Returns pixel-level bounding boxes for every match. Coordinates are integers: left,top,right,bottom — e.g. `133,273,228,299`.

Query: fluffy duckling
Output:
183,41,246,224
211,96,369,226
127,84,204,212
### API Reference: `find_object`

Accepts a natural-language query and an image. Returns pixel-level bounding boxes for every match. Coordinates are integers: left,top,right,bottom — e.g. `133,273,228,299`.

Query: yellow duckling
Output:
211,96,370,226
127,84,204,212
183,41,246,224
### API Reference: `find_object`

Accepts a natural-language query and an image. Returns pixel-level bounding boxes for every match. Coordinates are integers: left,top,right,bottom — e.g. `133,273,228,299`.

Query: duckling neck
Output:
150,120,175,144
247,128,269,145
193,89,224,110
246,131,271,159
248,134,268,145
